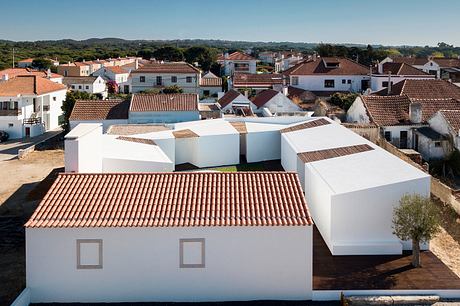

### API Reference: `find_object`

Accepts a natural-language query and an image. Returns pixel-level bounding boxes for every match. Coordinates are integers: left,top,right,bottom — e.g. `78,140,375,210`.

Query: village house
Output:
370,62,435,92
93,65,131,93
381,56,460,80
129,93,200,124
231,73,284,93
63,76,108,98
0,75,67,139
57,62,91,77
0,68,63,84
199,72,222,97
17,58,34,68
428,110,460,153
258,51,277,64
129,62,201,94
283,57,370,95
274,51,304,73
250,89,301,115
217,51,257,75
69,99,129,131
217,89,252,114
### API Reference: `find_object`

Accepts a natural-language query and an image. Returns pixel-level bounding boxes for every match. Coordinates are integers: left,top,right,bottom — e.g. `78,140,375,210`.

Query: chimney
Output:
224,52,229,59
135,58,139,69
377,62,383,74
46,68,52,78
387,72,392,95
2,74,8,81
312,52,317,61
282,86,288,96
409,102,422,124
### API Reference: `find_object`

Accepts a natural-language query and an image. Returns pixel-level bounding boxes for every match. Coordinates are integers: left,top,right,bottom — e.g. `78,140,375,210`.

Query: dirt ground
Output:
0,149,64,305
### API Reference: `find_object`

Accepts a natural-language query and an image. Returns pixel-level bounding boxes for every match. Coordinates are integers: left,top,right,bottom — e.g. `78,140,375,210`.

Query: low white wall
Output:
26,226,313,303
246,130,281,163
281,135,298,171
196,134,240,168
10,288,31,306
102,157,174,172
65,126,103,173
175,138,197,166
70,119,128,132
313,289,460,301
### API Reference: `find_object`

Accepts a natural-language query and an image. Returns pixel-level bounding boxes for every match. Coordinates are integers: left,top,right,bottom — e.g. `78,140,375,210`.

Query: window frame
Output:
179,238,205,268
186,76,193,83
76,239,103,270
156,76,163,86
324,79,335,88
291,76,299,86
140,76,146,83
171,76,177,83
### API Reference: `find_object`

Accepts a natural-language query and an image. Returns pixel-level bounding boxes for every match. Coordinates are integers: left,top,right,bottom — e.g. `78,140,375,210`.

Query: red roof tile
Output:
298,144,374,163
25,172,313,228
392,57,429,66
69,99,129,121
233,73,284,88
131,62,200,74
251,89,280,108
284,57,369,76
280,118,331,133
0,68,62,80
217,52,256,61
106,66,128,74
130,93,199,112
116,136,156,146
439,110,460,133
218,90,242,108
200,77,222,87
0,75,66,96
381,62,430,76
374,79,460,100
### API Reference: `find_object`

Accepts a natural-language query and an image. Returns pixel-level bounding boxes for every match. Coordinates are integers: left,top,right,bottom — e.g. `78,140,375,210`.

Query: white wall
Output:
281,135,298,171
346,97,370,124
26,226,313,303
196,134,240,168
130,73,200,94
129,111,200,124
256,93,301,114
293,75,369,92
70,119,129,132
102,157,174,172
65,125,103,173
246,130,281,163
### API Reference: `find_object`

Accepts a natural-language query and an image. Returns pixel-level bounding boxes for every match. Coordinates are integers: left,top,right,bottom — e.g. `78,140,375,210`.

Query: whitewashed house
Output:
231,73,284,92
217,90,252,114
250,89,301,115
371,62,435,92
381,56,460,79
93,66,130,91
199,72,222,98
428,110,460,153
284,57,370,94
129,62,201,94
0,68,63,84
217,52,257,76
0,75,66,139
129,93,200,124
63,76,108,98
69,99,130,132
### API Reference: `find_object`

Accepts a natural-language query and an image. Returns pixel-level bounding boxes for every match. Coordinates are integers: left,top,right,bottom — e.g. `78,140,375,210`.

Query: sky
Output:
1,0,459,46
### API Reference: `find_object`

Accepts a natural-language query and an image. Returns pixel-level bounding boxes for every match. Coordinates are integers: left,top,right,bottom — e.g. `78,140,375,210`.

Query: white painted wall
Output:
245,130,281,163
102,157,173,172
196,134,240,167
281,135,298,172
70,119,129,132
254,93,301,114
429,112,460,151
64,124,103,173
346,97,370,124
26,226,313,303
130,73,200,94
292,75,369,92
129,111,200,124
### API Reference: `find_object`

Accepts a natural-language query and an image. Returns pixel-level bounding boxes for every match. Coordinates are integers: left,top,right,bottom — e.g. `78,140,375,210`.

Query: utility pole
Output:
12,48,15,68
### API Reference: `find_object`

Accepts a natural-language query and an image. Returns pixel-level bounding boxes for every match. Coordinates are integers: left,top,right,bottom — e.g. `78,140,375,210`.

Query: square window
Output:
8,123,13,127
324,79,335,88
156,76,162,85
186,76,193,83
179,238,205,268
171,76,177,83
384,131,392,141
291,76,299,86
53,97,56,101
347,80,352,84
85,86,89,90
78,85,82,90
77,239,103,269
140,76,146,83
435,141,441,147
342,79,346,84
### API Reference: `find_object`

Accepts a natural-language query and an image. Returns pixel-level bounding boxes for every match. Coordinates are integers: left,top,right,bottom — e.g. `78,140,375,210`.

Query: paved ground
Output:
0,128,62,161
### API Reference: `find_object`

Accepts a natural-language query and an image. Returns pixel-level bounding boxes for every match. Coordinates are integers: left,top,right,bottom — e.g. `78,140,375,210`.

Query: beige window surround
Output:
179,238,205,268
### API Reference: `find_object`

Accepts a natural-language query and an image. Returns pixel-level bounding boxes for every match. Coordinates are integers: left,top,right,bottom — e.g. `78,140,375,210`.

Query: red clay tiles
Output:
280,118,331,133
297,144,374,163
130,93,199,112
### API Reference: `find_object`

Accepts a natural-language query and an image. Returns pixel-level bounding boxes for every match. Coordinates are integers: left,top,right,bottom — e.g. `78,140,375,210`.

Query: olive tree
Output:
392,194,440,267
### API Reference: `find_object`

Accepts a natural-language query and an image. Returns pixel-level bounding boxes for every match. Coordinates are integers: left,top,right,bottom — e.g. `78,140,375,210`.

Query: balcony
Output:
23,117,41,125
0,109,21,116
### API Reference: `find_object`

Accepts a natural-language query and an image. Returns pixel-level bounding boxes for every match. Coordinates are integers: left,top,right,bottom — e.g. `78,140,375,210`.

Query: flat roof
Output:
65,123,101,139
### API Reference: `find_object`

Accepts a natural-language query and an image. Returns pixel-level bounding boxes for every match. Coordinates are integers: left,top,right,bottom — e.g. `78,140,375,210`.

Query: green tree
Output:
392,194,441,267
330,92,358,111
61,91,97,132
153,46,184,62
431,51,444,58
162,85,183,94
184,46,217,71
32,58,53,70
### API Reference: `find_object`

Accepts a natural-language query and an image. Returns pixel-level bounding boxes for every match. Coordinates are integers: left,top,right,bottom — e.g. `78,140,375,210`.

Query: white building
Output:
280,117,431,255
129,62,201,94
217,52,257,76
250,89,301,115
93,66,130,92
371,62,435,92
0,68,63,84
381,56,460,79
129,93,200,124
25,171,313,303
428,110,460,152
0,75,66,139
217,90,252,114
199,72,222,98
63,76,108,98
284,57,370,94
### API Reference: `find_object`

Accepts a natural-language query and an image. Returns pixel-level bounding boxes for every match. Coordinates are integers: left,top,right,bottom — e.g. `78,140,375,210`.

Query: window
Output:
291,76,299,86
324,79,335,88
53,96,56,101
203,90,210,96
76,239,103,269
382,81,393,88
71,85,75,89
156,76,162,86
8,123,13,127
14,102,18,110
78,85,82,90
186,76,193,83
2,101,7,110
435,141,441,147
171,76,177,83
85,86,89,90
140,76,146,83
384,131,392,141
179,238,205,268
342,79,346,84
64,70,68,77
347,80,352,84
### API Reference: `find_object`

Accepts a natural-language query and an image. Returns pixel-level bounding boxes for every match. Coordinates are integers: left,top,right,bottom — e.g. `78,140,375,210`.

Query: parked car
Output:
0,131,9,142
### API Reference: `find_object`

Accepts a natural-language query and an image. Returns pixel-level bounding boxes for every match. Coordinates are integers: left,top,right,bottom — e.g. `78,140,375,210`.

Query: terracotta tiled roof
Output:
0,75,66,96
172,129,199,138
374,79,460,100
233,73,283,88
284,57,369,76
106,66,128,74
439,110,460,133
25,172,313,228
0,68,62,80
218,89,242,108
287,86,317,103
116,136,156,146
280,118,331,133
107,124,170,135
131,62,200,74
18,58,34,63
298,144,374,163
251,89,280,108
200,77,222,87
431,57,460,68
63,76,99,85
229,121,247,135
217,52,255,61
381,62,430,76
130,93,199,112
69,99,129,121
392,57,429,66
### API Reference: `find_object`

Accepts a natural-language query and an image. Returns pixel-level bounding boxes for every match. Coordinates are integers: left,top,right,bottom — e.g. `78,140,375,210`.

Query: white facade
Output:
26,225,312,303
252,92,301,114
69,119,128,133
290,75,369,93
65,76,108,98
370,74,434,92
130,73,201,94
244,122,283,163
429,111,460,152
129,110,200,124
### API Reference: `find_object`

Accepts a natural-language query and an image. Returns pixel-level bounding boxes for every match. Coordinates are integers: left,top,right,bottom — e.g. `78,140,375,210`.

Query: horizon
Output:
2,0,460,46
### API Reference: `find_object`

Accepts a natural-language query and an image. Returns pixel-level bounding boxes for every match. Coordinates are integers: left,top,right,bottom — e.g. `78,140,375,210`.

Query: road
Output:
0,128,62,161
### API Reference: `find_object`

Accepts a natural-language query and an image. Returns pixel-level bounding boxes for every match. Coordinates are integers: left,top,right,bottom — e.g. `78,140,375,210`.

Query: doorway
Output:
25,127,30,138
400,131,408,149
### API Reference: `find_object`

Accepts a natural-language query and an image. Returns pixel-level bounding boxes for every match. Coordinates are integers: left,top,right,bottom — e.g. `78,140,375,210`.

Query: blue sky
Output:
2,0,459,46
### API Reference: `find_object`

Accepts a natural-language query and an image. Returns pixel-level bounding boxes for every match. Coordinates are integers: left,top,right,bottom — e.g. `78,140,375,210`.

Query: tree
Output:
61,91,97,132
106,80,118,94
32,58,53,70
329,92,358,111
153,46,184,62
162,85,183,94
392,194,441,267
184,46,217,71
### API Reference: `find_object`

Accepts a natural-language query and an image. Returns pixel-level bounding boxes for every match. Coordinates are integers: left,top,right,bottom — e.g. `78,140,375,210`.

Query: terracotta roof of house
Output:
439,110,460,133
63,76,99,85
360,94,460,126
217,52,256,61
200,77,222,87
0,75,66,96
172,129,199,138
229,121,247,135
69,99,130,121
74,62,90,67
130,62,200,74
287,86,317,102
431,57,460,68
106,66,128,74
218,90,242,108
391,57,429,66
381,62,430,76
130,93,199,112
280,118,331,133
374,79,460,100
25,172,312,228
284,57,369,76
251,89,280,108
116,136,156,146
298,144,374,163
233,73,284,88
18,58,34,63
0,68,62,80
